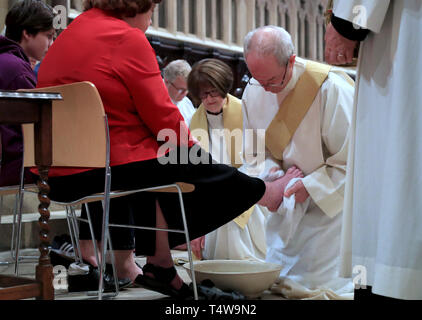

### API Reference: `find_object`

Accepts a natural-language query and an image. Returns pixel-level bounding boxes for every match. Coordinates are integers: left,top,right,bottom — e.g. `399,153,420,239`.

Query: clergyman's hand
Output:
324,23,358,65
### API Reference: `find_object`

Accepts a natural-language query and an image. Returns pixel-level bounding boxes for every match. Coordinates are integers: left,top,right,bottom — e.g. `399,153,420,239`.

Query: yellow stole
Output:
190,94,254,229
265,60,333,160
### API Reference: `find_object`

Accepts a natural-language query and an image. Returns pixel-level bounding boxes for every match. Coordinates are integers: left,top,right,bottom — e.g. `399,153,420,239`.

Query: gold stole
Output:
265,60,332,160
190,94,254,229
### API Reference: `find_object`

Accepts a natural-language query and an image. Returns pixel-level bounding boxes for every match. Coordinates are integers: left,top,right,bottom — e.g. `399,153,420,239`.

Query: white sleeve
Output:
177,97,196,127
333,0,391,33
302,71,354,218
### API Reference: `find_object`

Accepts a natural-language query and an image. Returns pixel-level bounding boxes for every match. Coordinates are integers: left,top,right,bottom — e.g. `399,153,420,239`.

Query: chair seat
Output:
24,182,194,206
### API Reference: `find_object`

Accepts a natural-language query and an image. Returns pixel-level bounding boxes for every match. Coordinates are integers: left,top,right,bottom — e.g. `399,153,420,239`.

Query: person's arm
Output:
325,0,391,65
301,72,354,218
111,29,194,148
333,0,391,33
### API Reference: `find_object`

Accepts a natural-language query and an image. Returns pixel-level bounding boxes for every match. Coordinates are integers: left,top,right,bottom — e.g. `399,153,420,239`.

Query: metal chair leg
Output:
69,206,83,264
65,206,82,264
84,203,101,269
176,186,198,300
14,183,26,275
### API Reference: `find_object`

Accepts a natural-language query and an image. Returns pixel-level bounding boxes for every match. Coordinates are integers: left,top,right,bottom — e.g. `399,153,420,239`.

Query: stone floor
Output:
0,248,284,301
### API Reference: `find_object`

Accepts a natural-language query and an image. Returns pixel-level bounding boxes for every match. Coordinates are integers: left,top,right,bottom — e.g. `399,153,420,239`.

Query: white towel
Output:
266,177,310,248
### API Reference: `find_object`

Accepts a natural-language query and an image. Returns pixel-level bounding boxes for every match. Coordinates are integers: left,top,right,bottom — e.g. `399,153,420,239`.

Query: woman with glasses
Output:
34,0,298,299
186,58,303,262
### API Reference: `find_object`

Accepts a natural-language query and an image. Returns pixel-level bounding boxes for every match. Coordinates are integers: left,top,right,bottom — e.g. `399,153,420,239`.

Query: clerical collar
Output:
206,109,223,116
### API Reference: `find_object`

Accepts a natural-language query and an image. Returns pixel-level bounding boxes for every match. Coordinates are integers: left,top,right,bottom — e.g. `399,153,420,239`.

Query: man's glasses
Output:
248,60,289,89
170,82,188,95
199,88,220,100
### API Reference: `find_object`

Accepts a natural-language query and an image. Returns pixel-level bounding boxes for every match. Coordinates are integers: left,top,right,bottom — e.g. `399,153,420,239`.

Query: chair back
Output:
22,82,107,168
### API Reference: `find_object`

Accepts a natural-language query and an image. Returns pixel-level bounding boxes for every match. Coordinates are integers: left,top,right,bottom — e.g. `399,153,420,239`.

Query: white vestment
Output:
334,0,422,299
201,112,269,262
241,57,355,296
174,96,196,126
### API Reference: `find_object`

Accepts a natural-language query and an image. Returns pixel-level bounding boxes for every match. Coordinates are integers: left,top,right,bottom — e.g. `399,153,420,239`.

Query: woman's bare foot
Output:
258,166,304,211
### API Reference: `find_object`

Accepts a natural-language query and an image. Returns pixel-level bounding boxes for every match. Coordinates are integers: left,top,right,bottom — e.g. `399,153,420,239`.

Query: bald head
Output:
244,26,294,67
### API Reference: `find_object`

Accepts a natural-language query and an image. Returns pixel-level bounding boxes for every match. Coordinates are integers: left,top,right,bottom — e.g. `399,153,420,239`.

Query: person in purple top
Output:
0,0,55,186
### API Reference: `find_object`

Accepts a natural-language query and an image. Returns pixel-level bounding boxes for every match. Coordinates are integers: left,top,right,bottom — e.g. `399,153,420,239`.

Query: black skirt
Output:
45,147,266,256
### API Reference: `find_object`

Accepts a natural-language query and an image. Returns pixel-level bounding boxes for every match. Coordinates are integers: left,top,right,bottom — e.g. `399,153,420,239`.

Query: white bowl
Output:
183,260,283,298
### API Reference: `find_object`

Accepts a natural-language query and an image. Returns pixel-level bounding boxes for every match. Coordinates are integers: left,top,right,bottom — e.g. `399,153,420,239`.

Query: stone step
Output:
0,192,80,251
0,211,75,251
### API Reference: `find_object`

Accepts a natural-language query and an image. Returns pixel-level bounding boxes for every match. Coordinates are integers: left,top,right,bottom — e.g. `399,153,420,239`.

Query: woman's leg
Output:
78,239,100,266
144,200,184,290
79,240,142,281
112,250,143,280
77,199,142,280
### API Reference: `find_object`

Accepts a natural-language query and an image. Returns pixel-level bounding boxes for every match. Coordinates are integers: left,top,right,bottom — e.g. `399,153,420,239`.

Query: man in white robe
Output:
241,26,355,298
163,59,196,126
326,0,422,300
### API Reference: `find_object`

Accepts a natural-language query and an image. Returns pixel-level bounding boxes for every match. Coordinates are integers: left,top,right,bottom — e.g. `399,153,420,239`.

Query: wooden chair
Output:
22,82,198,300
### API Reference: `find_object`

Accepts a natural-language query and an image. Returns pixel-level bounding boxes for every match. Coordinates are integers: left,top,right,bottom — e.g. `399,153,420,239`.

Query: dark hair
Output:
5,0,55,43
187,58,233,103
83,0,162,17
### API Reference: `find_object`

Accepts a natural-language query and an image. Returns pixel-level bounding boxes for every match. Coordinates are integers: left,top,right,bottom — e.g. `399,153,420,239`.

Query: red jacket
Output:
37,8,193,177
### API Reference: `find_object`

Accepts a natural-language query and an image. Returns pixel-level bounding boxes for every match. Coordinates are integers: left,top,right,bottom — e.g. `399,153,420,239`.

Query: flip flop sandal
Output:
134,263,193,299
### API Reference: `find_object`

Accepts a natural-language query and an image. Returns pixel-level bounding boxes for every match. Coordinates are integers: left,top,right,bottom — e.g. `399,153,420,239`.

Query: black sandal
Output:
134,263,193,299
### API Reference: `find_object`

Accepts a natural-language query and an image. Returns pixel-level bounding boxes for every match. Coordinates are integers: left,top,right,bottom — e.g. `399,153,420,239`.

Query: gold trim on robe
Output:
265,60,333,161
190,94,254,229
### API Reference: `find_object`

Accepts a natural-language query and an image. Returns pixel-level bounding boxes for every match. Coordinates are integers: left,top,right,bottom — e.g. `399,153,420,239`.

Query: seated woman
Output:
35,0,298,299
0,0,54,186
186,59,302,261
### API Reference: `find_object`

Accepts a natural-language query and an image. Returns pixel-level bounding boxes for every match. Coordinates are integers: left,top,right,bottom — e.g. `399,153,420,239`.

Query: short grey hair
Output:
243,26,295,66
163,59,192,82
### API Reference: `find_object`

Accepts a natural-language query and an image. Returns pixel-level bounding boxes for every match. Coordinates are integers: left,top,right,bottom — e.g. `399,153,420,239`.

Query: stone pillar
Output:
308,15,317,60
222,0,231,43
166,0,177,34
245,0,256,34
278,5,286,29
267,0,278,25
236,0,247,46
298,11,305,57
257,0,265,27
288,1,298,54
211,0,216,39
196,0,206,39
